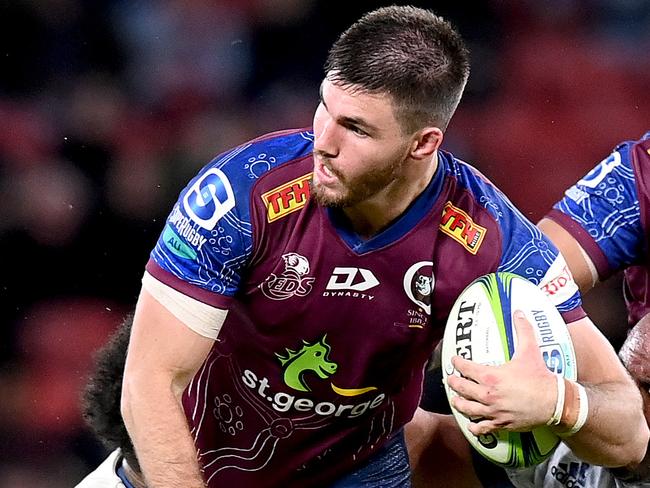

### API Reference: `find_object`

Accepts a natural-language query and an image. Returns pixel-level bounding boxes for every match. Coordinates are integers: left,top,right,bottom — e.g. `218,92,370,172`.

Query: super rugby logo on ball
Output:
441,272,577,468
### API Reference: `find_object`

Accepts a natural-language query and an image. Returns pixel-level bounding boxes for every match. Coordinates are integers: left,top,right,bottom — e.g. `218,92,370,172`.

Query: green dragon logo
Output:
276,335,338,392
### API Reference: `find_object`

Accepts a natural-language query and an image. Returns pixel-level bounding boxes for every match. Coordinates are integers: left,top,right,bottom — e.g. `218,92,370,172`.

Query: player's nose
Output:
313,117,339,159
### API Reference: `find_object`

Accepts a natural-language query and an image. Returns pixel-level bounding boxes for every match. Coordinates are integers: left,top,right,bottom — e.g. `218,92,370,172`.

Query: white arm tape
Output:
546,375,566,426
141,271,228,340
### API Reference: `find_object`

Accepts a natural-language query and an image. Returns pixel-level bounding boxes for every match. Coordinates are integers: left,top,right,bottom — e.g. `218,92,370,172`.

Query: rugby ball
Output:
441,272,577,468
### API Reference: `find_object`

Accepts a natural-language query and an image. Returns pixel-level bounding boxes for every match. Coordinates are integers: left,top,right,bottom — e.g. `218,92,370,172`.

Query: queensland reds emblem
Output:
403,261,435,314
260,252,315,300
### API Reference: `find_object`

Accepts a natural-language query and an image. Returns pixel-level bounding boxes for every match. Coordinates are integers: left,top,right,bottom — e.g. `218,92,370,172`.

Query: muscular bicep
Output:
568,316,631,385
124,287,221,396
538,218,598,293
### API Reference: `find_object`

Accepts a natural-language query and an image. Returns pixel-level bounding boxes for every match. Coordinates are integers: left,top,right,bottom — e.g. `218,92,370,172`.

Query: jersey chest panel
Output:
183,161,504,487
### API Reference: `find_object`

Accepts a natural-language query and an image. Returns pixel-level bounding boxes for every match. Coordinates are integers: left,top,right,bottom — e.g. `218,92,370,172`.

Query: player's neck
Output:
342,152,438,239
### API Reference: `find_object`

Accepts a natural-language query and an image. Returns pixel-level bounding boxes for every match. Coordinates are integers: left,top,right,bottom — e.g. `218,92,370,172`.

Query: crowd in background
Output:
0,0,648,485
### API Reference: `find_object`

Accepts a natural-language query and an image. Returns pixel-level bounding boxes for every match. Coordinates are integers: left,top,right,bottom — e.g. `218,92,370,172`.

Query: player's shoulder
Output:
614,130,650,154
438,148,546,254
201,127,314,181
606,130,650,172
577,131,650,196
436,150,525,249
438,149,513,217
180,128,314,223
440,149,499,195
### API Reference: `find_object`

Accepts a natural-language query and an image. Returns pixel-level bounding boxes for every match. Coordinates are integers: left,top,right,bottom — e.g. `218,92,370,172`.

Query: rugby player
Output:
119,7,647,487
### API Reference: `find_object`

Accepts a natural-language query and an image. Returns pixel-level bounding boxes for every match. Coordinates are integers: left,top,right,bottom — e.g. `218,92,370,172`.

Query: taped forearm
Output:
560,381,648,467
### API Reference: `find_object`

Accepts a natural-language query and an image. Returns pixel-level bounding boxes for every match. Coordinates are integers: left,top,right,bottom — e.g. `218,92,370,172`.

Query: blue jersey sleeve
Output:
551,134,649,275
456,162,583,316
149,130,314,300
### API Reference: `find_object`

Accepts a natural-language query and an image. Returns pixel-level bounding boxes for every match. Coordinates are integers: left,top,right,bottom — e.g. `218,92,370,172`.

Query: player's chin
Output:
312,183,348,208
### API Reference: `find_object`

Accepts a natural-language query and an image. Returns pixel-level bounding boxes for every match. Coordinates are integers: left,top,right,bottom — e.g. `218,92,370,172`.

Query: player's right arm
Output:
121,284,224,488
120,130,312,486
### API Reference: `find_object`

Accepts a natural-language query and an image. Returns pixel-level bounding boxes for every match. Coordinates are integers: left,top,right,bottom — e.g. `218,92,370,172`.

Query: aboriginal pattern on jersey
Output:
148,130,583,486
448,158,581,313
552,132,650,274
185,349,397,486
150,129,314,297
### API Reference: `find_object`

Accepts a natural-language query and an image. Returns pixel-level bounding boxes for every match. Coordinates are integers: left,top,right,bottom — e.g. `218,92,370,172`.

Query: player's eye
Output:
347,124,368,137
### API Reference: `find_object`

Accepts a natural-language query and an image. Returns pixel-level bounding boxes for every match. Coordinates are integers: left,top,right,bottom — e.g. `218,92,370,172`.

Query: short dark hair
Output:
81,314,140,473
325,5,470,133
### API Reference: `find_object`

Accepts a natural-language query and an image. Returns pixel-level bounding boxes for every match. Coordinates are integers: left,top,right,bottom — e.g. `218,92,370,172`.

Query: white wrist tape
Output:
558,383,589,437
547,375,565,426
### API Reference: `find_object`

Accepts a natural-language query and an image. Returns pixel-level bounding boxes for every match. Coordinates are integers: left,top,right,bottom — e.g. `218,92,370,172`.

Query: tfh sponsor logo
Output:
439,202,486,254
183,168,236,230
260,252,315,300
261,173,311,222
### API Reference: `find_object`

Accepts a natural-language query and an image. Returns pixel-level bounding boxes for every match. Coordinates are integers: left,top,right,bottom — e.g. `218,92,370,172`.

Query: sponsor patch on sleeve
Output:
182,168,236,230
539,254,580,306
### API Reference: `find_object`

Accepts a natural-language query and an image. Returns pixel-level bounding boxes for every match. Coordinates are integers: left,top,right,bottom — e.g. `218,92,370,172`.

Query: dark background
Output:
0,0,648,485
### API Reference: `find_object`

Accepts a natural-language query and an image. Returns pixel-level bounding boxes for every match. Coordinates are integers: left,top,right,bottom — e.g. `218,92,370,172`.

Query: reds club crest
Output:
260,252,315,300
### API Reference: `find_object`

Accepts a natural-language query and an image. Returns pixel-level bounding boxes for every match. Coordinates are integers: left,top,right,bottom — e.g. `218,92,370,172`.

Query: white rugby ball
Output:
441,272,577,468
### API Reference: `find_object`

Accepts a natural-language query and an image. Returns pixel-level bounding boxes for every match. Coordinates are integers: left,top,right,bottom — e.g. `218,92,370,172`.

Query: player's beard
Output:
311,156,405,208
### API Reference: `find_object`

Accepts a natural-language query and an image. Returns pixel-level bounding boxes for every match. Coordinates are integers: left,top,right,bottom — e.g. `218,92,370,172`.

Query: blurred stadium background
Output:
0,0,648,485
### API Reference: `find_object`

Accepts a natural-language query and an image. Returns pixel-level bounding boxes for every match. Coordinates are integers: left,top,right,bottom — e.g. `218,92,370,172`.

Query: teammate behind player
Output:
77,316,145,488
538,132,650,314
530,131,650,485
120,7,647,487
411,132,650,487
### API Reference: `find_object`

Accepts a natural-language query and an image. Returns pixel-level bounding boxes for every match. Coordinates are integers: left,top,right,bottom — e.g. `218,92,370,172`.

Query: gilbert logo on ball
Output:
441,272,577,468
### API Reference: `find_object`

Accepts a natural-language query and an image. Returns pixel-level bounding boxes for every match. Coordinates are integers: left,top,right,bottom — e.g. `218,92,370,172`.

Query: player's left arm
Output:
559,316,649,467
447,212,647,465
449,312,648,467
537,218,597,293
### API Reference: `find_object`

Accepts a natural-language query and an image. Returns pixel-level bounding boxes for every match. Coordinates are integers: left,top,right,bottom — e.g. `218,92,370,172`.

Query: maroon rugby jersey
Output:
147,128,583,487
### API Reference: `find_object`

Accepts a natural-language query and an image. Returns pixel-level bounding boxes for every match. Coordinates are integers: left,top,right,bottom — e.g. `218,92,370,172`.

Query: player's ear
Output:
410,127,443,161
